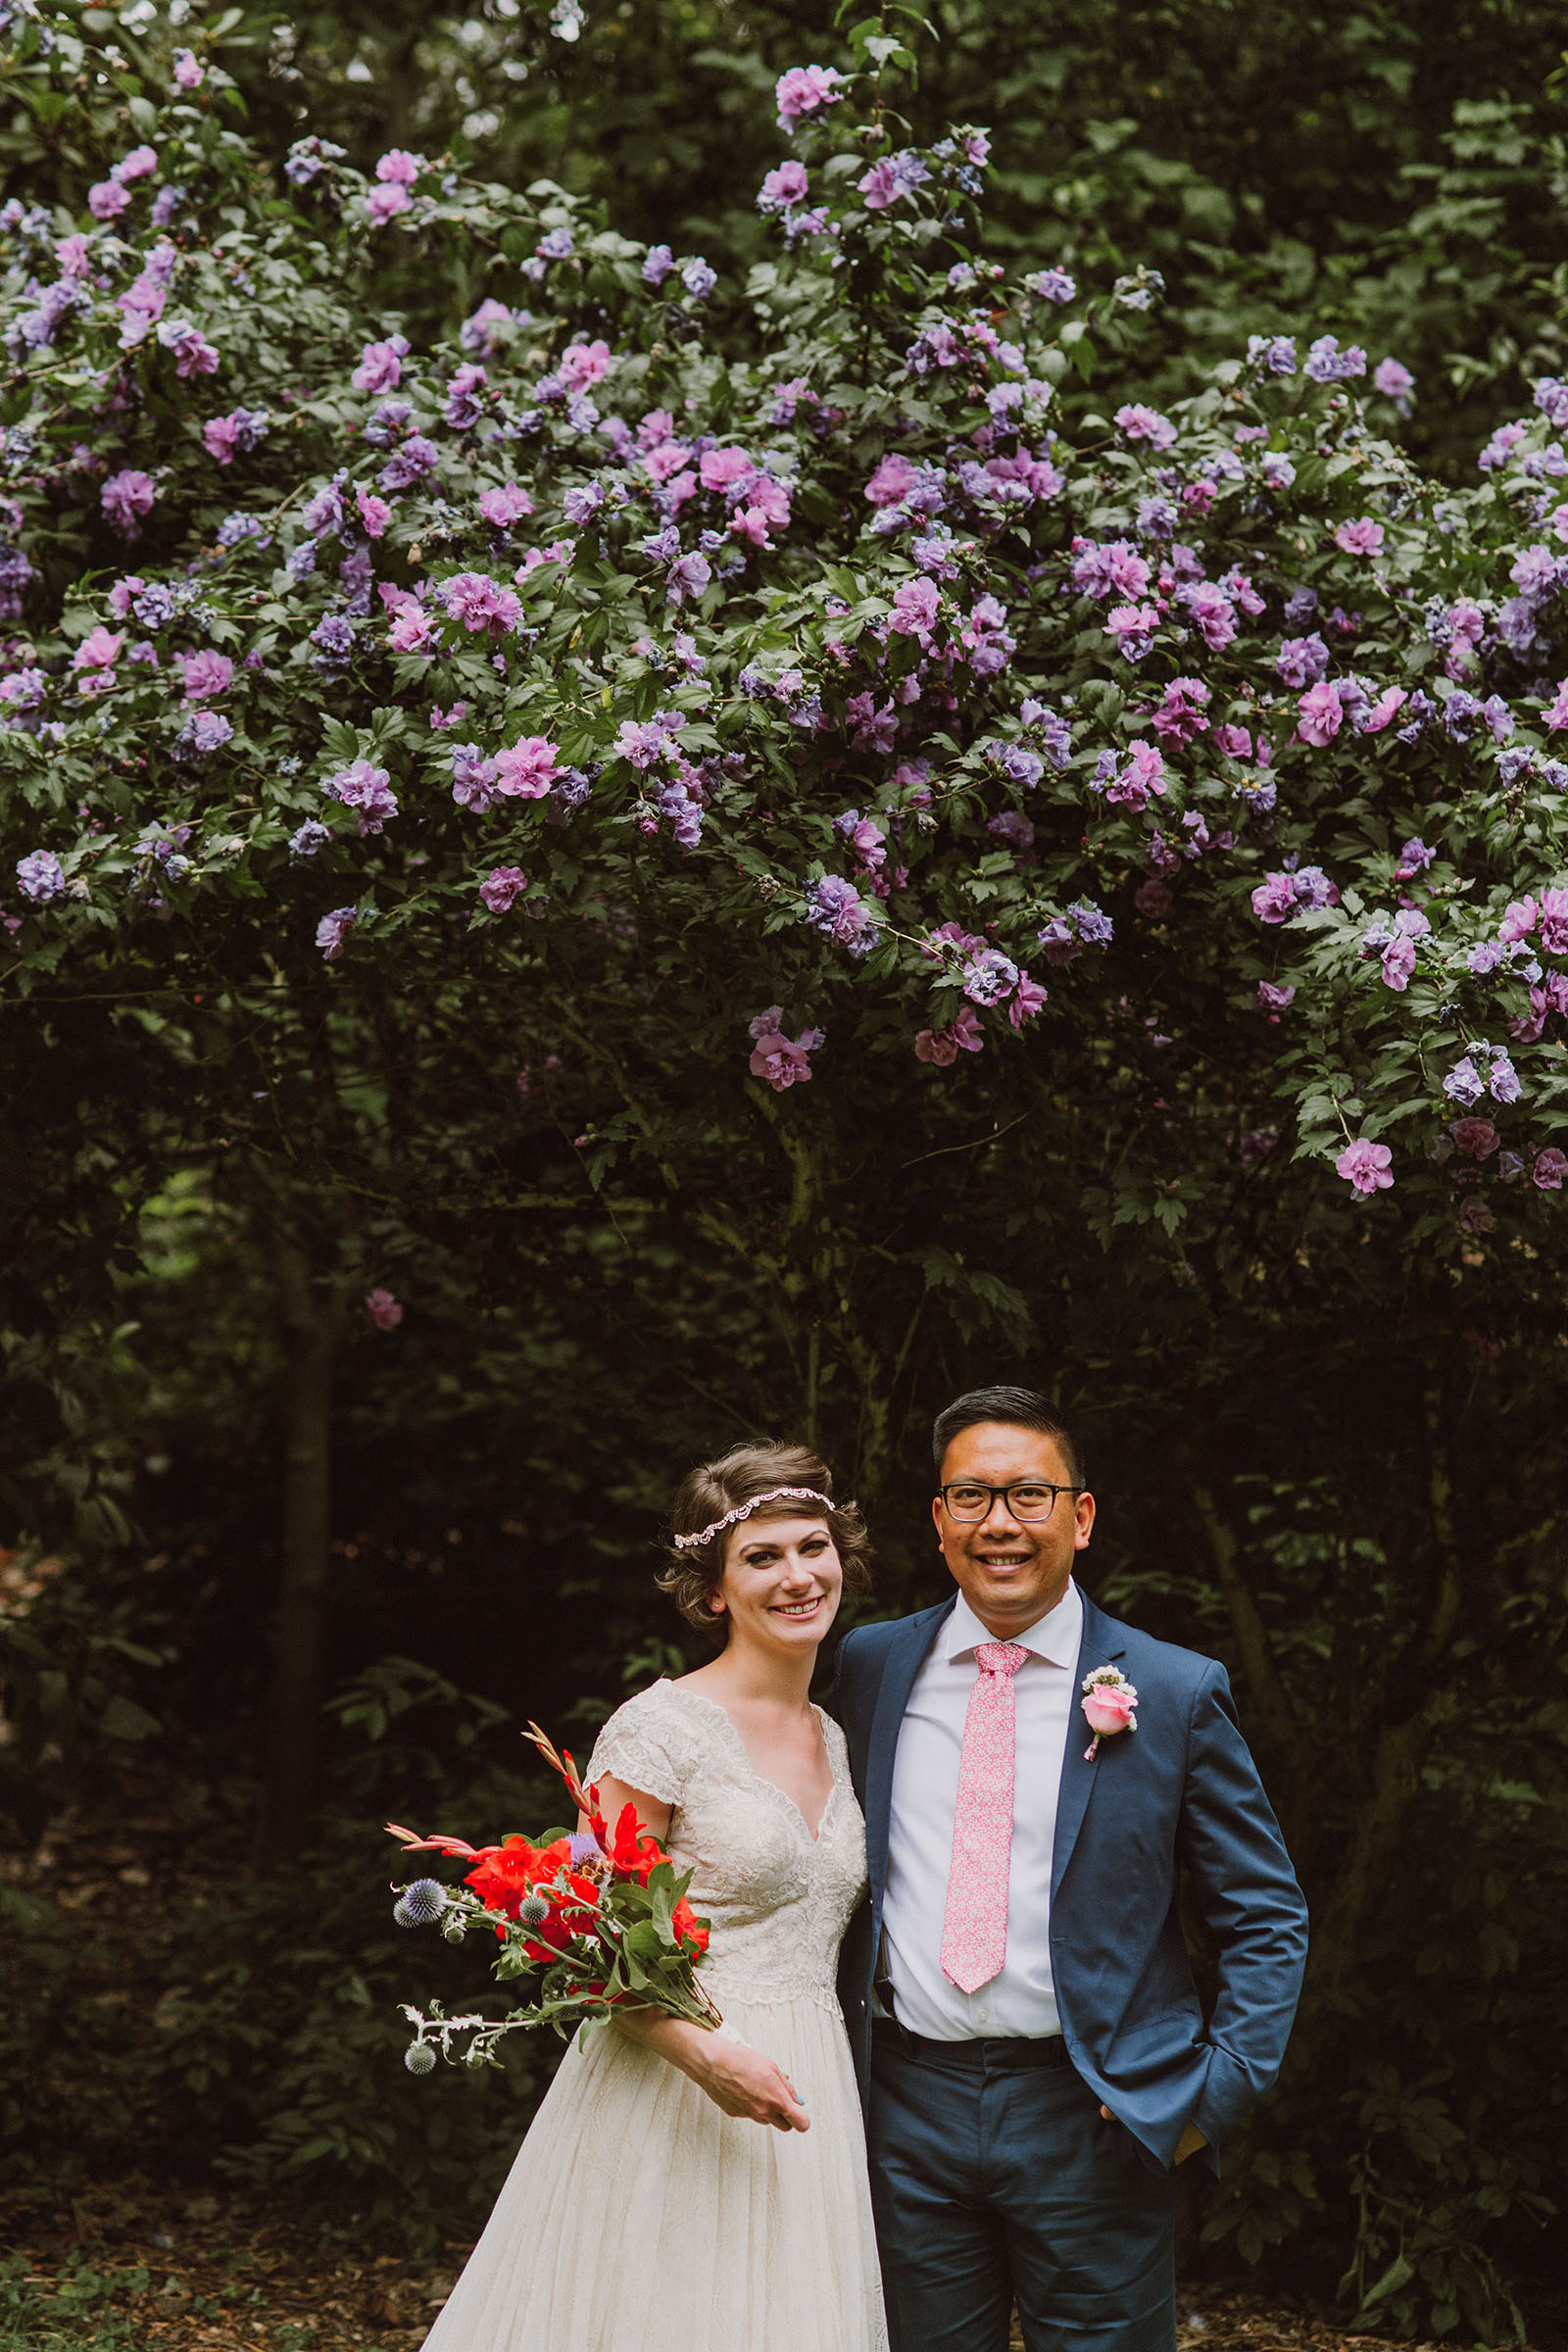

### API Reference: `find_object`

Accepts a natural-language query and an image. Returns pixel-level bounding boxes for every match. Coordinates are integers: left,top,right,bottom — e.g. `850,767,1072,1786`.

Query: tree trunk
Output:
252,1235,343,1874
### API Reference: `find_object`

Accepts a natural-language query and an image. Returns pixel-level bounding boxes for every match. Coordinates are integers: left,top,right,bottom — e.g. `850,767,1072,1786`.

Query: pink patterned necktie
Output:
941,1641,1028,1995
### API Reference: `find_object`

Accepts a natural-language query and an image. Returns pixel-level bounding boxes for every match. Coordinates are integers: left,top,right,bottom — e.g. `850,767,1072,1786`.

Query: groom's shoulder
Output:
1091,1598,1224,1694
835,1599,950,1677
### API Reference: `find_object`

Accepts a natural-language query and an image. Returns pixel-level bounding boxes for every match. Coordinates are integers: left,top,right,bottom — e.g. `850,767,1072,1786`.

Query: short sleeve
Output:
585,1684,690,1809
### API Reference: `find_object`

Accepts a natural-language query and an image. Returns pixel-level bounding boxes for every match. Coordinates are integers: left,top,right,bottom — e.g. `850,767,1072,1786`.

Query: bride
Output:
420,1440,889,2352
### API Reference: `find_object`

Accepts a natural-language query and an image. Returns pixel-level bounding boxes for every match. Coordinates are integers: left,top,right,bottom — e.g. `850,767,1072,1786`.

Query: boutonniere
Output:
1081,1665,1139,1762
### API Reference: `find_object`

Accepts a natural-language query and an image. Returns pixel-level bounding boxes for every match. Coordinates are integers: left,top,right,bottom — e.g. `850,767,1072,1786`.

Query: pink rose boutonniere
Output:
1081,1665,1140,1762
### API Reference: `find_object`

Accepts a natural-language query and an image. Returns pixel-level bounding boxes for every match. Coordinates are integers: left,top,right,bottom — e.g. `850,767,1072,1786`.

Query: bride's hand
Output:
690,2039,810,2132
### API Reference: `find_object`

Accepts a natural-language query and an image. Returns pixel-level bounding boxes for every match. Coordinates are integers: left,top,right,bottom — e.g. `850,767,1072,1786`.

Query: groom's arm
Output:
1178,1661,1310,2150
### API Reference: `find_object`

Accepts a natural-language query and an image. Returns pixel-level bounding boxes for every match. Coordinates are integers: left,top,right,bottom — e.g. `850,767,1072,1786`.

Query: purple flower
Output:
445,364,487,430
1257,981,1296,1012
642,244,675,286
1276,632,1329,689
960,948,1020,1005
379,435,440,491
101,468,157,538
1303,335,1366,383
1535,377,1568,433
479,864,528,912
352,335,409,394
1247,334,1298,375
1374,357,1414,400
326,759,398,833
666,550,711,607
1252,872,1300,926
174,710,233,760
316,906,357,959
1025,268,1077,304
289,819,332,858
451,743,500,811
1444,1056,1485,1107
17,849,65,903
656,779,704,848
680,257,716,301
805,875,881,957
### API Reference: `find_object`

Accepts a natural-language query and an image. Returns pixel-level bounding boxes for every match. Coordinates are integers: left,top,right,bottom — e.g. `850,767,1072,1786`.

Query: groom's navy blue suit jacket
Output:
825,1589,1309,2174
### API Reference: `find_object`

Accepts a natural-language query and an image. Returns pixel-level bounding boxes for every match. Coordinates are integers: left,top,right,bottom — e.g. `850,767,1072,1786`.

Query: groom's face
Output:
932,1421,1094,1638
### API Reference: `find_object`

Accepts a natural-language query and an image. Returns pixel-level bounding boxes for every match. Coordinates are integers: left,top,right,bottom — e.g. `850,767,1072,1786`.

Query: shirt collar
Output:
943,1577,1083,1670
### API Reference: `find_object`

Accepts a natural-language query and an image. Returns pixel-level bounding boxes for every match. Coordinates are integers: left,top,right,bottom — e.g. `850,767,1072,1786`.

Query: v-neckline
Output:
666,1680,839,1845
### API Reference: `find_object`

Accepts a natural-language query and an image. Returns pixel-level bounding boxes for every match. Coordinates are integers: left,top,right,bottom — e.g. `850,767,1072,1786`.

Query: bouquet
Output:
386,1722,718,2074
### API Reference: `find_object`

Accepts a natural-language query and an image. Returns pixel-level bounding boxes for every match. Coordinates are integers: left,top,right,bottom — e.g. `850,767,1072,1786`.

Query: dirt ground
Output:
0,2174,1446,2352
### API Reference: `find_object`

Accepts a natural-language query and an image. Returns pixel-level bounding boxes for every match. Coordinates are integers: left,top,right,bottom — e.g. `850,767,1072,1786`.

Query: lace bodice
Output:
586,1679,867,2013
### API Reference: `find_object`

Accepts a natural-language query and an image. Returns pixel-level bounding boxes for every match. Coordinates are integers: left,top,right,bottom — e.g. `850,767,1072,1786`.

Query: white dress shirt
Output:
881,1578,1083,2039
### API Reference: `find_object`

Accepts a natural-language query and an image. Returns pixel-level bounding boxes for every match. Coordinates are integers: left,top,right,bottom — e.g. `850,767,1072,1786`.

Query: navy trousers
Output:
868,2023,1177,2352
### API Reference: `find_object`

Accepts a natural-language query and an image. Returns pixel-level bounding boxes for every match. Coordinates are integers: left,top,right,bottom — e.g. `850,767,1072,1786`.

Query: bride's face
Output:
712,1514,844,1651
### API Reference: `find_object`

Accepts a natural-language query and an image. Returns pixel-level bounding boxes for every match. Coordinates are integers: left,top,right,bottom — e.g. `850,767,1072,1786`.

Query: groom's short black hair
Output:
932,1386,1085,1487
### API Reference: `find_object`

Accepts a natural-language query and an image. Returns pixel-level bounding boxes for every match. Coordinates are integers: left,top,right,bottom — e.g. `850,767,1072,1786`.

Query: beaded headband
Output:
672,1486,835,1550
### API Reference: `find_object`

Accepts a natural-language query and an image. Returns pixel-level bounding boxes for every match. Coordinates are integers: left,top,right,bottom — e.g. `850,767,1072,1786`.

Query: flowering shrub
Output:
8,12,1568,1266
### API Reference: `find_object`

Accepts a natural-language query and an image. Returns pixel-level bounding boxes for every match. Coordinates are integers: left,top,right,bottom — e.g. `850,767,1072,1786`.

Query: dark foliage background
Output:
2,2,1566,2345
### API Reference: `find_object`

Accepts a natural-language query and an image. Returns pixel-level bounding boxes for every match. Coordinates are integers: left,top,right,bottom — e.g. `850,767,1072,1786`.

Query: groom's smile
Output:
932,1421,1096,1640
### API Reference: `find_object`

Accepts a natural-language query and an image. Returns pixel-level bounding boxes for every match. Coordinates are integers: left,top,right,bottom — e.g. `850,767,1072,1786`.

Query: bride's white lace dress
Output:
420,1677,889,2352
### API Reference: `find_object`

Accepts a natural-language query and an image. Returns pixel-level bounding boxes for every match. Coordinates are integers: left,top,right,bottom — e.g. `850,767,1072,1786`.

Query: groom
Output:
828,1386,1309,2352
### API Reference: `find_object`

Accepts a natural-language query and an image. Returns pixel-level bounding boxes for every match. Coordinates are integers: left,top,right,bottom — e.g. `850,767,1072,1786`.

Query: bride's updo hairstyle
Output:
658,1440,872,1637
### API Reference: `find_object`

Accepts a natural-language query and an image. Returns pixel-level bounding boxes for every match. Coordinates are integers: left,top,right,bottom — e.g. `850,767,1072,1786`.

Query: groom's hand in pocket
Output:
692,2041,811,2132
1098,2104,1207,2165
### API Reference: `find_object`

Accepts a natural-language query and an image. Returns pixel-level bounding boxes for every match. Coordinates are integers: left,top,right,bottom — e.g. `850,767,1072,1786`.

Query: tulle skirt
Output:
420,1993,888,2352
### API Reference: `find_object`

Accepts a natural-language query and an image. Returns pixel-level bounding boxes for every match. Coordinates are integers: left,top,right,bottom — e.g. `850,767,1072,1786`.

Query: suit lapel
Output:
1051,1592,1127,1897
864,1597,954,1904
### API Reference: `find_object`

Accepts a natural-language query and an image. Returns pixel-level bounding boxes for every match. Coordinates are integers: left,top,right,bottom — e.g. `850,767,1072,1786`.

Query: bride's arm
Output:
580,1775,810,2135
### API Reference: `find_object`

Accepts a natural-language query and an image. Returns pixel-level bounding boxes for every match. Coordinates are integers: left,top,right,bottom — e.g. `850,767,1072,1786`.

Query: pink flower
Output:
442,572,521,637
479,483,535,527
1545,680,1568,731
479,865,528,913
760,161,808,207
107,577,145,620
364,1288,404,1331
731,504,776,550
389,606,434,653
1538,888,1568,955
54,234,91,276
1363,686,1408,733
1532,1149,1567,1191
1105,740,1166,810
114,145,159,183
774,63,847,130
559,338,612,391
889,576,941,640
747,1006,825,1091
1114,404,1176,450
1104,601,1159,656
1008,972,1048,1029
357,490,392,539
1551,506,1568,547
1335,1138,1394,1195
1297,681,1344,746
914,1006,985,1065
699,446,755,496
1180,481,1217,516
1451,1118,1500,1160
366,183,411,226
203,416,241,465
180,649,233,702
1334,516,1385,556
493,735,562,799
865,452,918,508
1373,358,1413,399
1082,1682,1136,1739
1257,982,1295,1013
375,149,423,185
352,336,408,393
172,47,205,88
88,180,131,222
1213,724,1252,760
1251,874,1300,926
1182,582,1236,650
72,626,123,672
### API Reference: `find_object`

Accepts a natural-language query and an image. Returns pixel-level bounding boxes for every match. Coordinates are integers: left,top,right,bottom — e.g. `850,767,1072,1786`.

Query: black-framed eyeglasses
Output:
938,1481,1083,1524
